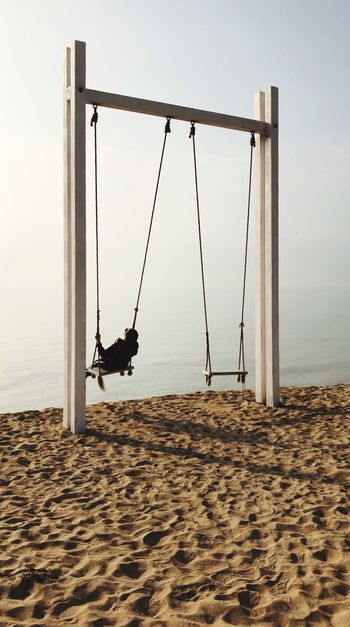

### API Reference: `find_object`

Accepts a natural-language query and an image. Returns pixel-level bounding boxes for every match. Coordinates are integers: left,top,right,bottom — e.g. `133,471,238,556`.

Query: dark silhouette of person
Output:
91,328,139,373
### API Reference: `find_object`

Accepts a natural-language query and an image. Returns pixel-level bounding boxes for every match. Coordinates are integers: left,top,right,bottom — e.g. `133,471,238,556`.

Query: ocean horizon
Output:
1,285,349,414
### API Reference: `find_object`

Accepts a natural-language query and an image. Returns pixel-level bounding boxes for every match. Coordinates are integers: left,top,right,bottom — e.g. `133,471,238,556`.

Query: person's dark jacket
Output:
97,337,138,371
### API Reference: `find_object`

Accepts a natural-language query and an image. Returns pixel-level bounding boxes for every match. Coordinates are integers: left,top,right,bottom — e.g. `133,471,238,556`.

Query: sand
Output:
1,384,350,626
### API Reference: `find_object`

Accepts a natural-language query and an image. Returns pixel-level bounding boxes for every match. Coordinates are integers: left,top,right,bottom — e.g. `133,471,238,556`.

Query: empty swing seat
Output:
87,365,134,378
202,370,248,386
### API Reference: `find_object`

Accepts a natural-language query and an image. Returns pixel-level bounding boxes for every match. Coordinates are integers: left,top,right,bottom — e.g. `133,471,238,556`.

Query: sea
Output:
1,286,349,414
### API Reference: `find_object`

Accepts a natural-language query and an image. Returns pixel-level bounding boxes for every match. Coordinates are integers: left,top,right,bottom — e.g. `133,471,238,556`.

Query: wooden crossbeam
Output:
84,89,269,136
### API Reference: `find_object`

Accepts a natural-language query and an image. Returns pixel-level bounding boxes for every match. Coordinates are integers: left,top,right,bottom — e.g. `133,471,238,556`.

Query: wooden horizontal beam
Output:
83,88,269,136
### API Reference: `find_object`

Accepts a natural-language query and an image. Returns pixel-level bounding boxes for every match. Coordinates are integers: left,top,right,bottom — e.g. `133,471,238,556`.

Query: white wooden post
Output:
63,47,72,429
255,91,266,404
64,41,86,434
265,87,279,406
255,87,279,407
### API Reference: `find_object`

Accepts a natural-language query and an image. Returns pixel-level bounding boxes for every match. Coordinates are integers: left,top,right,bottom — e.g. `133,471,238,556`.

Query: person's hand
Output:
95,333,101,344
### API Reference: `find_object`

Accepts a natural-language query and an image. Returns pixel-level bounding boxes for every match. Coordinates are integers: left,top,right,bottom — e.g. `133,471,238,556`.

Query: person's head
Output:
124,328,138,342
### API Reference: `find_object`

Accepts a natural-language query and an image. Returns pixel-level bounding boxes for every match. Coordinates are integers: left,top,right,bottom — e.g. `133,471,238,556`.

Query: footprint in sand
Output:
143,530,169,547
8,568,60,601
313,547,341,562
117,561,147,579
131,593,161,618
170,582,213,605
172,549,195,565
237,588,261,609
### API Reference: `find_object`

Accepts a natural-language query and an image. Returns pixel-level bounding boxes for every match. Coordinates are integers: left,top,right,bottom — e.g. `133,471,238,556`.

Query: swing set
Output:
64,41,279,435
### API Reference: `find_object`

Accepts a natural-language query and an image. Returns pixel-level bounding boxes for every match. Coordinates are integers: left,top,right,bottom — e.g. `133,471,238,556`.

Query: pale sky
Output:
1,0,349,352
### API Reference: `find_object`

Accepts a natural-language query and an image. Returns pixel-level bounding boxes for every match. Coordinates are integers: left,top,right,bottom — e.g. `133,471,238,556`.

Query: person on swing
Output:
89,328,139,374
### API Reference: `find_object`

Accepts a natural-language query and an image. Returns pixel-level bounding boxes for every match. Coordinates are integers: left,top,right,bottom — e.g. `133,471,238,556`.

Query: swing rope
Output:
190,122,212,374
90,105,101,374
191,124,255,386
237,132,256,385
132,117,171,330
88,111,171,377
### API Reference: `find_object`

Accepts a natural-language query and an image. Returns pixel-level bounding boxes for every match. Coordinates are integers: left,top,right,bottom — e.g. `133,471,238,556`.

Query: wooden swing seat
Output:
87,365,134,378
202,370,248,386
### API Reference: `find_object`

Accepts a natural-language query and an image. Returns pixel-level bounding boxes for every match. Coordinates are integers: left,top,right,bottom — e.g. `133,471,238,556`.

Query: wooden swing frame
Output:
64,40,279,434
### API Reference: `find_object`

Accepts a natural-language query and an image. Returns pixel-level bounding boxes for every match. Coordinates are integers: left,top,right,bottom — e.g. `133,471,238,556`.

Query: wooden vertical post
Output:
264,87,279,406
255,86,279,407
63,47,72,429
64,41,86,434
255,91,266,404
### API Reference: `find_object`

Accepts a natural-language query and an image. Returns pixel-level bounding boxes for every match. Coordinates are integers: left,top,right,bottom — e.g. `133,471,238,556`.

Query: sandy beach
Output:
1,384,350,625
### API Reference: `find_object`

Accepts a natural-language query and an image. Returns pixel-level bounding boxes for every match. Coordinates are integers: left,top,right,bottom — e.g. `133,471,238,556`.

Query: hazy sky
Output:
1,0,349,346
